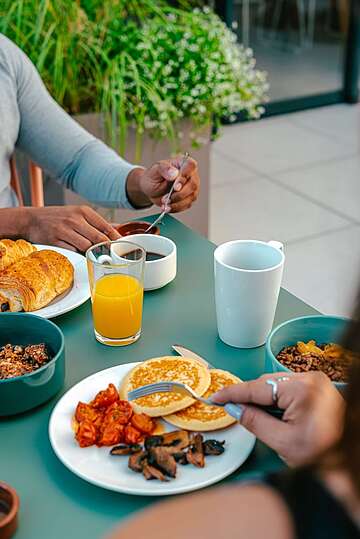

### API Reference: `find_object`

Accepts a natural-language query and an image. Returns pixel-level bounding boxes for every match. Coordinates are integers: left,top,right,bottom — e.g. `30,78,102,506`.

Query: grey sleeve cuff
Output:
59,139,144,209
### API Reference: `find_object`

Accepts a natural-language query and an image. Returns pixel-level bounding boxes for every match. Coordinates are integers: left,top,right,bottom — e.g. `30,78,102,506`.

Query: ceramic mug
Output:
214,240,284,348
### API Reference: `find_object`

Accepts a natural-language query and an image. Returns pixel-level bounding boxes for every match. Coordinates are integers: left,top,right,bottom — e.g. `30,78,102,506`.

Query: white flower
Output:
100,6,268,149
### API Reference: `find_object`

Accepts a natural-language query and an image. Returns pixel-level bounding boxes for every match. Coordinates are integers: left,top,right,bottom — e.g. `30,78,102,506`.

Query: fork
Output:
127,381,245,421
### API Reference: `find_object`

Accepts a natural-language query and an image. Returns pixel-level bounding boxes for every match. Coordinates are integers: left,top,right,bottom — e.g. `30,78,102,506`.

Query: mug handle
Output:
268,240,284,251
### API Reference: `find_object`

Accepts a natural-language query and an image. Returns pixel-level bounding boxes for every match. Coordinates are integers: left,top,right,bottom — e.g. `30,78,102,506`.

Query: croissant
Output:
0,250,74,312
0,239,37,271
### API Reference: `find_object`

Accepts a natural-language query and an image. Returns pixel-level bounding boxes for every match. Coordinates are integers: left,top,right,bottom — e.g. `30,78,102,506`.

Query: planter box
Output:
63,113,211,236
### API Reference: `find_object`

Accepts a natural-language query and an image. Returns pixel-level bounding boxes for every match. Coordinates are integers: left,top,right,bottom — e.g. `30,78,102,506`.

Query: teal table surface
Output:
0,217,318,539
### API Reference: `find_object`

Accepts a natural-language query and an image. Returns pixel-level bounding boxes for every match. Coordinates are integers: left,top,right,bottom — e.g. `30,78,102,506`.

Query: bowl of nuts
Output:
265,315,354,389
0,313,65,416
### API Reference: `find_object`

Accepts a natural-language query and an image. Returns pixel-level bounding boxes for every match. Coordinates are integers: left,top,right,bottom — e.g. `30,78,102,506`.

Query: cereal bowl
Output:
0,313,65,416
265,315,350,390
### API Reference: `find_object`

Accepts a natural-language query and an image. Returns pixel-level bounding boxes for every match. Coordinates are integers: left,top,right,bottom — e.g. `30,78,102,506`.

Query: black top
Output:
264,468,360,539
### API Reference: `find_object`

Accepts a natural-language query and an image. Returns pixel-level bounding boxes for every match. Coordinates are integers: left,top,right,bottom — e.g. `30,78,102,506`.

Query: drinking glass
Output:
86,240,145,346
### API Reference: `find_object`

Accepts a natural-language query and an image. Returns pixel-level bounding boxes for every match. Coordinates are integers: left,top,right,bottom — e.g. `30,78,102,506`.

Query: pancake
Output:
119,356,211,417
164,369,241,431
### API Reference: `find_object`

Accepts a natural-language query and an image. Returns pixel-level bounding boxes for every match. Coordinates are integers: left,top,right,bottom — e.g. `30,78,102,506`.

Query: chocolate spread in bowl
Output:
123,229,147,236
113,221,160,236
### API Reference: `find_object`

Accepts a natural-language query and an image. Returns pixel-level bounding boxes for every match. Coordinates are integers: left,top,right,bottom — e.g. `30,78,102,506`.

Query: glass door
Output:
213,0,359,115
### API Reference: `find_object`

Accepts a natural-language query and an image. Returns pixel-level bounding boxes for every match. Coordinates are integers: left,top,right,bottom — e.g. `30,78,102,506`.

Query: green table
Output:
0,217,318,539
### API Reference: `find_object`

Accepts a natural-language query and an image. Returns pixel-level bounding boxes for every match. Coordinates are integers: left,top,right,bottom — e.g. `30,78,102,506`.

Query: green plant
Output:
0,0,268,159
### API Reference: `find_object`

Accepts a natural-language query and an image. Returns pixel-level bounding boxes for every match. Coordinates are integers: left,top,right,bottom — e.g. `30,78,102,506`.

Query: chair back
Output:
10,157,44,207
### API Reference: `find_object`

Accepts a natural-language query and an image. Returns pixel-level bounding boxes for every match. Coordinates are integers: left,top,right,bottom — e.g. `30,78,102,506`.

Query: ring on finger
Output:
266,376,291,404
266,379,279,404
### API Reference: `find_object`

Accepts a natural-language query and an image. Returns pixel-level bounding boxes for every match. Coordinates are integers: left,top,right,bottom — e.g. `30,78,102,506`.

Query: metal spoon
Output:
145,152,190,233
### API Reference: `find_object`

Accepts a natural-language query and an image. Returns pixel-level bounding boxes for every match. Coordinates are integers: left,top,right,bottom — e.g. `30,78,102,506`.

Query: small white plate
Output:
49,363,256,496
31,245,90,319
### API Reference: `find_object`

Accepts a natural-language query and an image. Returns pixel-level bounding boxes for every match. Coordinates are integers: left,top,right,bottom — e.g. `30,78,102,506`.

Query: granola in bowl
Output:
276,340,355,383
0,343,51,380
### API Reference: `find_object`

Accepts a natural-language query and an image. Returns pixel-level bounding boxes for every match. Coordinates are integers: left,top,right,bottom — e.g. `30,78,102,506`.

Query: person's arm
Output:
8,38,200,211
6,39,137,209
0,206,121,251
0,208,31,239
213,372,345,466
107,484,294,539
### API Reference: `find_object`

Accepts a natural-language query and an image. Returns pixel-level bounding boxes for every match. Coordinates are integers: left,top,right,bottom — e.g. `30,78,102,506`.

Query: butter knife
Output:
171,345,284,420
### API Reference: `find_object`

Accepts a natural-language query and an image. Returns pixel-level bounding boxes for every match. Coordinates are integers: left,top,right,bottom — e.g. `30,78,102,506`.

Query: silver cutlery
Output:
172,344,211,368
127,380,244,421
145,152,190,234
171,344,284,420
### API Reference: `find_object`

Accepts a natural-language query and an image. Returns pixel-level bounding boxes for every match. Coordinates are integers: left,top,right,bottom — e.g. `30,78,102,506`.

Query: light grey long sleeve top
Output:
0,34,137,209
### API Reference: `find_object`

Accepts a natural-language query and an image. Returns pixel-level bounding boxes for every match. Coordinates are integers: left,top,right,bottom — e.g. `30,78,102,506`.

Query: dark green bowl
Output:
0,313,65,416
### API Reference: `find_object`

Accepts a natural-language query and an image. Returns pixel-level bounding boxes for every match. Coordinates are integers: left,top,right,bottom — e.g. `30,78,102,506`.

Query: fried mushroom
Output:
148,447,177,478
173,452,188,465
110,443,142,456
142,460,168,482
186,433,205,468
162,430,191,449
202,439,225,456
145,430,190,451
128,450,147,473
144,435,163,450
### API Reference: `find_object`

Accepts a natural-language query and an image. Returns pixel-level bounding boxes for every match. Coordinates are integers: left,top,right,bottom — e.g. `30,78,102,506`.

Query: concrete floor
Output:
209,104,360,317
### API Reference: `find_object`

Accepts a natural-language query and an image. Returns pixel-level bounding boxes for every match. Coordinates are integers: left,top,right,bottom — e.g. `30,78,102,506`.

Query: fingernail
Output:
168,167,178,180
161,195,167,204
174,182,182,192
224,403,244,421
165,205,171,213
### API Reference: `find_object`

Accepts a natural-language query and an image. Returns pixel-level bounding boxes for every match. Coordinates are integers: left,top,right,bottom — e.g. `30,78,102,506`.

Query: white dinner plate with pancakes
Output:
49,362,256,496
32,245,89,319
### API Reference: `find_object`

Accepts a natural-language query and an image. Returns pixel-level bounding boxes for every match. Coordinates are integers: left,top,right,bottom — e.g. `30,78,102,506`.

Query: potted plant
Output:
1,0,268,234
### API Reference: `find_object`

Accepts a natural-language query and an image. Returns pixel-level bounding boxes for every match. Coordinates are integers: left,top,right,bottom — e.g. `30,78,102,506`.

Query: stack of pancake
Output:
120,356,241,431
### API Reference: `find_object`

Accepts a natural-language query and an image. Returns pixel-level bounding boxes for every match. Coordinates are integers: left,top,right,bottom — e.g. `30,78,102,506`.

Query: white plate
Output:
49,363,256,496
30,245,90,319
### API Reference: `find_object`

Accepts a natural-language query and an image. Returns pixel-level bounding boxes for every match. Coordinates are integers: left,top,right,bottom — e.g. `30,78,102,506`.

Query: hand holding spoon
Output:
145,152,189,234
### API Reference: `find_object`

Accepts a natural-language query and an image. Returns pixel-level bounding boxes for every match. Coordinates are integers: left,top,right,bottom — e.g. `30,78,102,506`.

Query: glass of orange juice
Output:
86,240,145,346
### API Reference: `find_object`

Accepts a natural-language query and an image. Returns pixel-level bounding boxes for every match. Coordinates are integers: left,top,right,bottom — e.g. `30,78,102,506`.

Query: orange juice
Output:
92,274,143,339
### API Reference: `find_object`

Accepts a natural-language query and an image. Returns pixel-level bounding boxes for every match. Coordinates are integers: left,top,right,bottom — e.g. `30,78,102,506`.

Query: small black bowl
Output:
0,313,65,416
